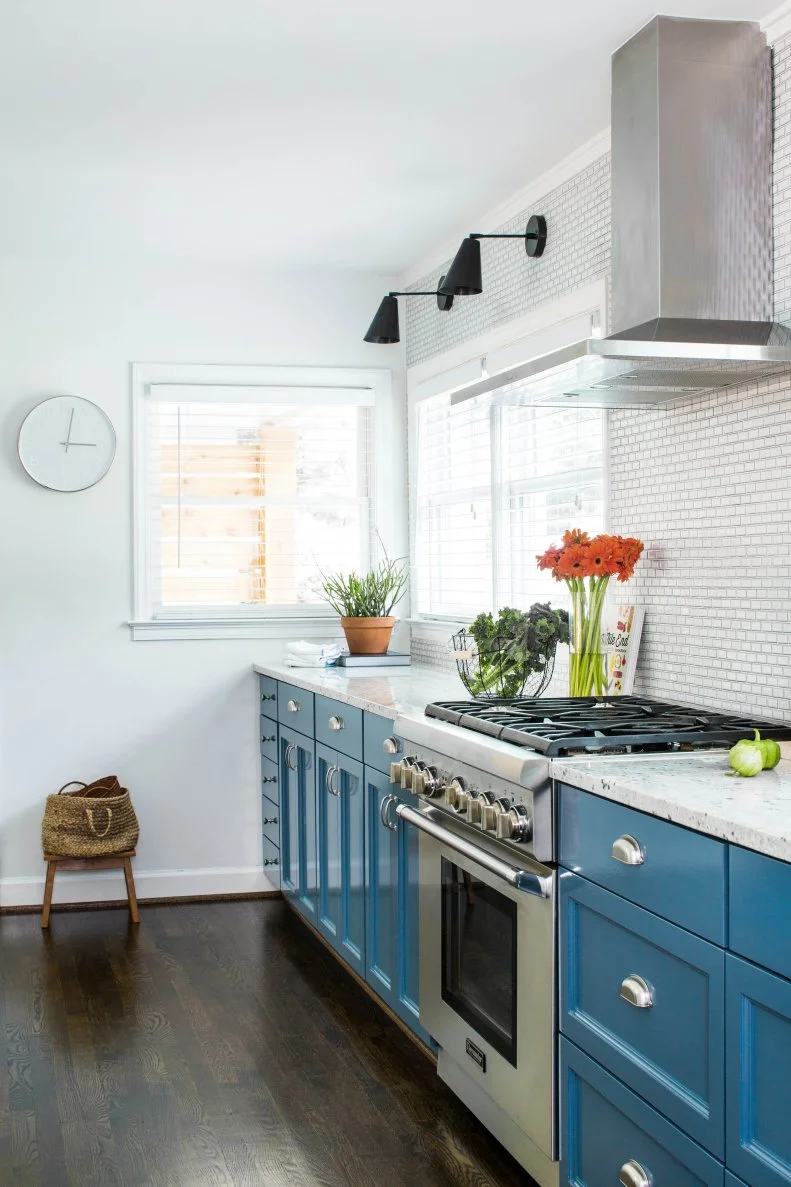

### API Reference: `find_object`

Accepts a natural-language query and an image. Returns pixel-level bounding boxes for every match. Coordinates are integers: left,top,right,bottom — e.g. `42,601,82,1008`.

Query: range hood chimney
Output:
453,16,791,410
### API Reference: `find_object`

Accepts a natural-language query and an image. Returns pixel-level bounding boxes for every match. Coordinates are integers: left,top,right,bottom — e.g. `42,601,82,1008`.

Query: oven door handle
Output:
395,803,551,898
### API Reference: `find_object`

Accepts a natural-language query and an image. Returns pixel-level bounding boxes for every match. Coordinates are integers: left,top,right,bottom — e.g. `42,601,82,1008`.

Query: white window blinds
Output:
414,390,605,619
143,386,373,618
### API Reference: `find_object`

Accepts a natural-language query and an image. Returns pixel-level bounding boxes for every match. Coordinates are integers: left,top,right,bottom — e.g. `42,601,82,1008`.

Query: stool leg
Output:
123,857,140,924
42,862,56,929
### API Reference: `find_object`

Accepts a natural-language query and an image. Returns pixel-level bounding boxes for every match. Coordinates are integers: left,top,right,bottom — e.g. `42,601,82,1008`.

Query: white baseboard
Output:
0,864,277,908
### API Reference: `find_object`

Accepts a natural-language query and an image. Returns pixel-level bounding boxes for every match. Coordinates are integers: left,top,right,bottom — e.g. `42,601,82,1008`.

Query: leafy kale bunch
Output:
467,603,570,698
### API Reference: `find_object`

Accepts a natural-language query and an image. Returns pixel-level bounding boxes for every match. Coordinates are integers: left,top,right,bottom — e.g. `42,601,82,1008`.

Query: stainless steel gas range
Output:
391,696,791,1187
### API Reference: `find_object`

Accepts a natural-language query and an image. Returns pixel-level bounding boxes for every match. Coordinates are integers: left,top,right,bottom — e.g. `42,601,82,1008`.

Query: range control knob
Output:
389,761,403,785
481,798,512,832
413,763,440,797
467,791,494,825
443,777,467,809
400,757,418,790
496,805,534,843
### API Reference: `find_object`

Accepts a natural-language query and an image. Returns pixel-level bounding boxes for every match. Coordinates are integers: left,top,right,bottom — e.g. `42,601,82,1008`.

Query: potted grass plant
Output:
320,552,408,655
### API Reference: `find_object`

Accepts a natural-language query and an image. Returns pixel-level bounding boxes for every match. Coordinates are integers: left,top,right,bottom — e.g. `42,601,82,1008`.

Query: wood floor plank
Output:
0,899,533,1187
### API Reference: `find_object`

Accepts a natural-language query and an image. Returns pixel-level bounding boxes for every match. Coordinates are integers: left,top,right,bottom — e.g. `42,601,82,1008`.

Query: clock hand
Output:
64,441,96,447
63,408,74,453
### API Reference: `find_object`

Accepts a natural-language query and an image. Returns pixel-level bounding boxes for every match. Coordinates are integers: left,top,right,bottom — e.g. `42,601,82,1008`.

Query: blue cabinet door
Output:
317,744,365,975
725,1175,749,1187
364,766,429,1044
280,725,316,924
726,954,791,1187
560,871,725,1157
561,1037,724,1187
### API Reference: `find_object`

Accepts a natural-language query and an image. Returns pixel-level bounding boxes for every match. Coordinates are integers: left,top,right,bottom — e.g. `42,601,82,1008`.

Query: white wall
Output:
0,250,403,906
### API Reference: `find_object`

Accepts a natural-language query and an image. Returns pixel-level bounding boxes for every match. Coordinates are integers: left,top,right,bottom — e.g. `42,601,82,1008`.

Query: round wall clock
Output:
18,396,116,492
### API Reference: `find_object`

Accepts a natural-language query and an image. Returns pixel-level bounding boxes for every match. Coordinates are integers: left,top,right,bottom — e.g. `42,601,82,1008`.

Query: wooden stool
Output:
42,850,140,928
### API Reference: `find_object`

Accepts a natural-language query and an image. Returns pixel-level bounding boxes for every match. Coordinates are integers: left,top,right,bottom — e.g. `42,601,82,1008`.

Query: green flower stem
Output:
567,575,610,696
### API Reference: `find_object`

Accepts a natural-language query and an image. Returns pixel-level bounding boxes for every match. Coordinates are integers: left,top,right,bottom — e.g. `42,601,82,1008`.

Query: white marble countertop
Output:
552,752,791,862
253,660,462,721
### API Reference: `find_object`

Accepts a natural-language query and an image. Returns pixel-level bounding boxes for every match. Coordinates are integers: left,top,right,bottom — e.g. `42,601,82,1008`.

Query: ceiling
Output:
0,0,774,272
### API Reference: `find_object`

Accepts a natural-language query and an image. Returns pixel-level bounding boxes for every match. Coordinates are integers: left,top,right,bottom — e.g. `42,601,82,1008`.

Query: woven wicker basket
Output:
41,776,139,858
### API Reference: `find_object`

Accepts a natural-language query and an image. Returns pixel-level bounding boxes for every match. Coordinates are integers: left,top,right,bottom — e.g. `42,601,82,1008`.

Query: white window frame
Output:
130,362,402,640
408,281,610,637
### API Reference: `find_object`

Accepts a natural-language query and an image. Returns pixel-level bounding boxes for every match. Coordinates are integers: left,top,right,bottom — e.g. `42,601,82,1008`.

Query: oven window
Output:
441,858,518,1066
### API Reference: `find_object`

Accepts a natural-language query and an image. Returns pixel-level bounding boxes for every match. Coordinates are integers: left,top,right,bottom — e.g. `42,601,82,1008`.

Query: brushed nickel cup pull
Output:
619,1159,653,1187
328,715,345,731
287,699,300,713
380,793,398,831
285,743,298,772
326,765,340,797
620,974,654,1009
612,834,645,866
383,736,401,755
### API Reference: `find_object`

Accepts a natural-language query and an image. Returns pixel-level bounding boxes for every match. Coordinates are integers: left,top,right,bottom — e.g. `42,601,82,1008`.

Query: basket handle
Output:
85,806,113,838
58,782,88,795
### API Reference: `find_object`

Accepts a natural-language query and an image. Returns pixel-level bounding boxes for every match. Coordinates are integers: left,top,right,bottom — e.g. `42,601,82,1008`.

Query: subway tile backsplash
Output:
409,32,791,718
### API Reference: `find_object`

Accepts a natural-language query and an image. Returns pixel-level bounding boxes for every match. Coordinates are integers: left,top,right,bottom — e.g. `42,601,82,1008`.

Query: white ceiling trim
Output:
400,127,611,288
763,0,791,43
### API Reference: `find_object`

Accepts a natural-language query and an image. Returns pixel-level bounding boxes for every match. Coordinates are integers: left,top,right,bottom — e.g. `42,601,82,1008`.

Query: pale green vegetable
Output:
729,735,764,778
757,732,781,770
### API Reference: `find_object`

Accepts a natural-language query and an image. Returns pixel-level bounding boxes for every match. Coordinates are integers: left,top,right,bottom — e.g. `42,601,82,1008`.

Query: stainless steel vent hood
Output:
454,16,791,409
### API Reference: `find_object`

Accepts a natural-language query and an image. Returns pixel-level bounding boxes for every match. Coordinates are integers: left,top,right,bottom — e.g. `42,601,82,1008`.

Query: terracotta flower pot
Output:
341,616,396,656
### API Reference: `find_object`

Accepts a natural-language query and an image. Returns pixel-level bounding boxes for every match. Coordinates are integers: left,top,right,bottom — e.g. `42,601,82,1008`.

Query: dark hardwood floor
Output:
0,898,536,1186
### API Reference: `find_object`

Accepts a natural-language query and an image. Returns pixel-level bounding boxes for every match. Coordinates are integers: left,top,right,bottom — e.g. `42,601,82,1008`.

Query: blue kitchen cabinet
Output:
560,871,725,1157
279,724,317,924
316,742,366,976
561,1037,725,1187
726,953,791,1187
725,1176,749,1187
365,765,429,1044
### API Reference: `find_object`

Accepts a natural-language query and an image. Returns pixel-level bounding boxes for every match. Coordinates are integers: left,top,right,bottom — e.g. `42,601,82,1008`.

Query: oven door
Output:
401,803,555,1162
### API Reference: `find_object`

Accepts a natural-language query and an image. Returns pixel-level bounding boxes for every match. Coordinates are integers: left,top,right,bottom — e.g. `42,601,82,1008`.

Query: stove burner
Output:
425,695,791,757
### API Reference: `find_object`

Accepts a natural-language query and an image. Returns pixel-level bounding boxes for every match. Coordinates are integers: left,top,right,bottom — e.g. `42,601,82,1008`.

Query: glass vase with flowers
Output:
536,529,644,697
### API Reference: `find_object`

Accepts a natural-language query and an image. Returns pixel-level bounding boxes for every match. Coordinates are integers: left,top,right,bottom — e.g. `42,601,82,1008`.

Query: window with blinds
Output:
141,385,373,619
413,390,605,619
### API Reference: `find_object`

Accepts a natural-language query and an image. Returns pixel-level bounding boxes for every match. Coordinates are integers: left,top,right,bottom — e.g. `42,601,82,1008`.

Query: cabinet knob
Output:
262,816,278,826
620,974,654,1009
261,734,276,744
261,692,276,702
263,858,279,868
619,1159,652,1187
383,736,401,755
328,715,345,731
287,699,300,713
262,776,277,785
611,834,645,866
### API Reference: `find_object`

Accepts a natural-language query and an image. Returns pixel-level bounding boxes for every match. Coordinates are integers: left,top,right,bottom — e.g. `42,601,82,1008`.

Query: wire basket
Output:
450,628,557,700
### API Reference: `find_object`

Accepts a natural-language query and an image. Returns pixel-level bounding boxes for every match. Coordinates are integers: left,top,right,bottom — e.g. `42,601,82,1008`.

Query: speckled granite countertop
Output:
551,752,791,861
253,661,462,721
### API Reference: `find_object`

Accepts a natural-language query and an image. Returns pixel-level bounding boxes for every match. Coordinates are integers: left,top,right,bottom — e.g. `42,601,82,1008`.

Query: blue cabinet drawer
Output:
315,695,363,759
260,756,279,806
262,800,280,848
262,833,280,876
725,1175,749,1187
259,674,278,710
277,682,315,737
726,954,791,1187
561,1037,724,1187
559,784,727,944
730,846,791,982
259,715,278,764
560,871,725,1156
363,712,403,774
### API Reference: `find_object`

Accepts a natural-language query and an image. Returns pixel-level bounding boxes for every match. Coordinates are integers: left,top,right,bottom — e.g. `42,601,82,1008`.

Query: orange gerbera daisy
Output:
555,543,594,579
562,528,591,547
536,545,562,572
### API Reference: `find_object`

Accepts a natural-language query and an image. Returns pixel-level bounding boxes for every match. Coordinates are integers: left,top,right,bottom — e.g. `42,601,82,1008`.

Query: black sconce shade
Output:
443,215,548,297
364,275,453,344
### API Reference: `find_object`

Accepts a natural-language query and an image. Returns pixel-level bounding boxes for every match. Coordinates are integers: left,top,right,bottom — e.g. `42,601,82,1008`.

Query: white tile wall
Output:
411,32,791,717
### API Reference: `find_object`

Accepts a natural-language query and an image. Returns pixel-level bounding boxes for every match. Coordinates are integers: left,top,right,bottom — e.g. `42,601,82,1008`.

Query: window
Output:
413,388,605,620
132,365,397,639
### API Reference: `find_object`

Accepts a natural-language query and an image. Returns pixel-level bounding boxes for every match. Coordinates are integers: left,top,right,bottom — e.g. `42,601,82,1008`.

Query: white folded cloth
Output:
284,640,344,667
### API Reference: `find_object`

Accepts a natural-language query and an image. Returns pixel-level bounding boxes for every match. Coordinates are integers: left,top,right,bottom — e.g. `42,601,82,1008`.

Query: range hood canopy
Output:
456,16,791,409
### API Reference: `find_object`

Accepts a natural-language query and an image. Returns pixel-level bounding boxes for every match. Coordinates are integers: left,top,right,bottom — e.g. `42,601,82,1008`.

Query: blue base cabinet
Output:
726,954,791,1187
279,724,317,925
561,1038,724,1187
316,743,365,976
364,765,429,1045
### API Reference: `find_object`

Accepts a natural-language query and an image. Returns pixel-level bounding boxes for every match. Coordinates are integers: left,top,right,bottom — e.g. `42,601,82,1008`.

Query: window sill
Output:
407,617,468,640
128,618,345,642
